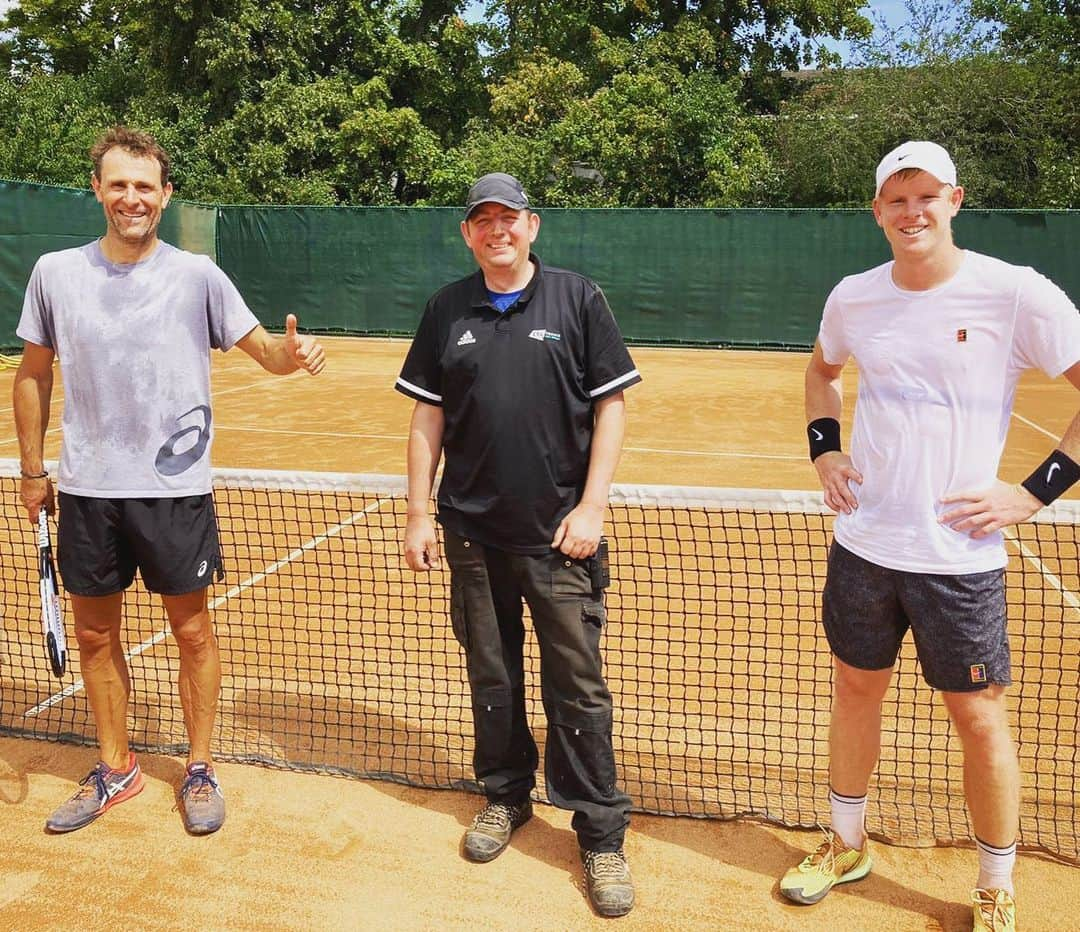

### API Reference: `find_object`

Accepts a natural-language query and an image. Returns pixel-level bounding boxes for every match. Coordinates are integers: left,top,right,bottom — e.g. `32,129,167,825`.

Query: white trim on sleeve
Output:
395,377,442,402
588,369,641,398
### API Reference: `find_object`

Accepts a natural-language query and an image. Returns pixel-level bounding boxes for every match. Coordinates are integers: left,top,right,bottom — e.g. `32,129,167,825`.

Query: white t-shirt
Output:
17,240,259,497
819,250,1080,574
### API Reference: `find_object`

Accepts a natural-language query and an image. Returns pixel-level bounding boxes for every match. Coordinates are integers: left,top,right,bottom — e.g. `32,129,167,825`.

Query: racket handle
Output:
38,509,50,549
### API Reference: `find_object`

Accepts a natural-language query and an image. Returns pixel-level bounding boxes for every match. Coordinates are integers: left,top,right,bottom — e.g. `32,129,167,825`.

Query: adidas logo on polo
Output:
457,330,476,346
528,329,561,342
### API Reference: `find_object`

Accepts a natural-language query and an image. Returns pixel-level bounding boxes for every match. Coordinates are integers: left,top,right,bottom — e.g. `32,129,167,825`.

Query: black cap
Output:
464,172,529,219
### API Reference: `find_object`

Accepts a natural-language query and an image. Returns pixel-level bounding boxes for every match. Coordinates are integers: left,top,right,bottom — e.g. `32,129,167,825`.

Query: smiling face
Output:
92,145,172,260
460,202,540,287
873,168,964,264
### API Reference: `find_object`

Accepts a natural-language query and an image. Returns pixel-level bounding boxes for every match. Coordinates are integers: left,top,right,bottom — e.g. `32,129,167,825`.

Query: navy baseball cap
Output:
464,172,529,219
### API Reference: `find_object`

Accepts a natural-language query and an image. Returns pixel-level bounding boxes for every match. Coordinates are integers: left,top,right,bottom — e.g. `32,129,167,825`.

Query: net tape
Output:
1,461,1076,863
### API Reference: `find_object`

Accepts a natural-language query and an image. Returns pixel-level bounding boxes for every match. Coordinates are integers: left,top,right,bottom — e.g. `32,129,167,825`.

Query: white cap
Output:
875,141,957,196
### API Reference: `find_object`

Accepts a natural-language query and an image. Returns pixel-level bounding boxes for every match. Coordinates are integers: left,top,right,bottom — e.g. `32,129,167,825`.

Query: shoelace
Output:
183,769,218,802
473,803,515,830
805,828,845,870
585,851,628,881
974,890,1009,930
73,763,110,800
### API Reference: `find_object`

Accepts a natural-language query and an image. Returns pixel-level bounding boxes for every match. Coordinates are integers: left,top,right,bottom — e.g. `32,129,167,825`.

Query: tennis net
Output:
1,461,1076,864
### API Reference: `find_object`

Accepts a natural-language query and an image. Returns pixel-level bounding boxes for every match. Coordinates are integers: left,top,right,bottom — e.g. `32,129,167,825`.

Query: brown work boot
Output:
462,799,532,862
582,848,635,917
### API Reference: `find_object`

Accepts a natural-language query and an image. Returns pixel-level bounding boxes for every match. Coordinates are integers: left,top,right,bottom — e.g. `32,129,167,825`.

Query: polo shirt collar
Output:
470,253,544,311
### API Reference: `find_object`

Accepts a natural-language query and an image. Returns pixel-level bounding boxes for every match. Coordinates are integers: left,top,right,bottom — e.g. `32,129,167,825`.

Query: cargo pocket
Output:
551,554,592,599
449,575,471,652
549,701,618,798
580,596,606,659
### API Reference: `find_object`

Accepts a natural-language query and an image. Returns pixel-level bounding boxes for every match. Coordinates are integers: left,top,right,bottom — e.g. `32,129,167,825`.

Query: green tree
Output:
481,0,873,90
0,0,127,75
772,56,1072,207
970,0,1079,69
432,21,773,207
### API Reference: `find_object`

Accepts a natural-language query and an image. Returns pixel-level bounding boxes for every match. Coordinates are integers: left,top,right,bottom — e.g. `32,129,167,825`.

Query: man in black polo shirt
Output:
396,172,641,917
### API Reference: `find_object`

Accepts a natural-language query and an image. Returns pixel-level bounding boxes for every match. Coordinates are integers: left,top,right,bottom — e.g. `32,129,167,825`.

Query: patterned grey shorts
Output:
822,541,1011,692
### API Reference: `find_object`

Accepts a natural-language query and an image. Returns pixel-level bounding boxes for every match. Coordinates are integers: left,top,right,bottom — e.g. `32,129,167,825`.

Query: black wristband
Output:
807,418,842,462
1021,450,1080,506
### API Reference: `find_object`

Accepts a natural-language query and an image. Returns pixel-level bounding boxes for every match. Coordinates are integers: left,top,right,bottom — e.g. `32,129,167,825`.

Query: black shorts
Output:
57,492,223,597
822,541,1010,692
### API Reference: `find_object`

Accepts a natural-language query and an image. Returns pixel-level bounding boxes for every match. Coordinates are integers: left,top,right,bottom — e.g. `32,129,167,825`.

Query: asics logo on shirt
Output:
1047,462,1061,482
457,330,476,346
810,427,824,441
155,406,212,477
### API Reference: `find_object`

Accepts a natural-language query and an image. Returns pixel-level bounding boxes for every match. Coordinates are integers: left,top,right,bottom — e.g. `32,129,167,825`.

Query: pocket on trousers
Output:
582,596,606,629
551,555,592,599
550,702,618,796
450,576,470,651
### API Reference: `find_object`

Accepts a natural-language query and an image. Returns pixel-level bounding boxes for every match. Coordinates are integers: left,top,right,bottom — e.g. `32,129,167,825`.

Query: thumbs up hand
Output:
284,314,326,375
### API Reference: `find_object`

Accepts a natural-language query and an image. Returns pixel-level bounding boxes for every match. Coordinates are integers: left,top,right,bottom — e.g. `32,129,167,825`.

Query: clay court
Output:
0,338,1077,930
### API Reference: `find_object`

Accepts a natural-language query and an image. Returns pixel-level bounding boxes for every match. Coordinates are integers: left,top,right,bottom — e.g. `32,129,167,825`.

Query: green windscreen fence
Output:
0,179,216,350
2,179,1078,349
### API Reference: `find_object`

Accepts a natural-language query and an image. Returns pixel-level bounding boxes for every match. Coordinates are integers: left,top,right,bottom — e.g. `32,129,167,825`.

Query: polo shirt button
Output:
464,541,471,548
564,560,572,567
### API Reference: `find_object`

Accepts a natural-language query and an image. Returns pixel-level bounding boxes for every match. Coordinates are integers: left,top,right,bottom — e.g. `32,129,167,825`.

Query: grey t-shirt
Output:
17,240,260,497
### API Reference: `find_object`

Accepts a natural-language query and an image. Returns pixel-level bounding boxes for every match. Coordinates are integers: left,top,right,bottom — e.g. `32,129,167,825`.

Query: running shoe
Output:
45,752,144,833
780,828,872,904
973,887,1016,931
179,761,225,835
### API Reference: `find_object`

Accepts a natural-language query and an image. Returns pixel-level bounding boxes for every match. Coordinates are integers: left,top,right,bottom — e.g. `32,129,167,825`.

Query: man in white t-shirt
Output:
779,141,1080,931
13,126,326,835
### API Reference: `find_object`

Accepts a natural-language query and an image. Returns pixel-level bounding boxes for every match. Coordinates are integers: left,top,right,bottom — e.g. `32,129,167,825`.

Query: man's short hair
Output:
90,126,171,187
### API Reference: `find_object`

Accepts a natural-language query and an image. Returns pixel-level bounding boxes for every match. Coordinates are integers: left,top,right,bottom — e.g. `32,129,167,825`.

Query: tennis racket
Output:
37,511,67,678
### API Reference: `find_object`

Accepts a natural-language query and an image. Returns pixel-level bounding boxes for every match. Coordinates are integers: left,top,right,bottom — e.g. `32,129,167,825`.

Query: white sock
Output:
829,788,867,850
976,837,1016,895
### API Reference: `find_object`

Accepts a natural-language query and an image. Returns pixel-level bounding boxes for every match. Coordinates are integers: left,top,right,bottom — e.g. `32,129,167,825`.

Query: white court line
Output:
1004,529,1080,611
1008,411,1080,610
217,426,405,441
1011,412,1060,442
0,379,292,447
23,496,391,717
217,426,805,461
0,427,62,447
626,445,803,461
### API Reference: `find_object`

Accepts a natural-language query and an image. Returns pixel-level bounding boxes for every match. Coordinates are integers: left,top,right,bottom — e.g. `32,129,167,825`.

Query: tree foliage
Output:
0,0,1075,207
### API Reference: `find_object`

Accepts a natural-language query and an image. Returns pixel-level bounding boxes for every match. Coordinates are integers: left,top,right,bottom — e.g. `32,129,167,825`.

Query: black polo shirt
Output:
395,254,641,554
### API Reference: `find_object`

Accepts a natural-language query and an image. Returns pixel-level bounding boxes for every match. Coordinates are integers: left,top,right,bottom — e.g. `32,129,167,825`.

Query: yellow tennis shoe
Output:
779,829,872,904
972,888,1016,931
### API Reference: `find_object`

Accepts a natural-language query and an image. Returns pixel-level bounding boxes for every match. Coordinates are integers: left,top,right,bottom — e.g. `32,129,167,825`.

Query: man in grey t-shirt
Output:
13,126,326,835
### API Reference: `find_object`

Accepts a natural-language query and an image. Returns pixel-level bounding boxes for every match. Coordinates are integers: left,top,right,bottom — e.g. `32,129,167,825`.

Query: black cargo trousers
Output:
444,529,632,853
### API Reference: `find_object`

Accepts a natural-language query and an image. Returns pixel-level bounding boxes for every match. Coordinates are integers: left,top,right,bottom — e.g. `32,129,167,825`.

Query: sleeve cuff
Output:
588,369,641,401
395,377,443,404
